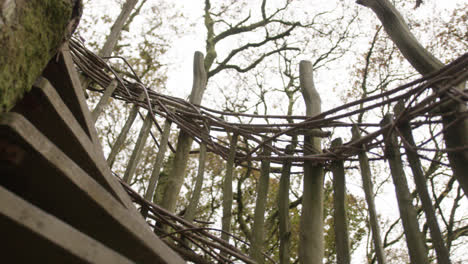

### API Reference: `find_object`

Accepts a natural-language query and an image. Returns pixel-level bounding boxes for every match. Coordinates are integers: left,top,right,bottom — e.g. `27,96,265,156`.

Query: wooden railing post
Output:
91,79,118,123
394,101,451,264
278,144,294,264
122,111,153,184
143,119,172,205
159,51,207,213
250,139,271,264
298,60,324,264
183,142,208,222
351,125,387,264
221,133,239,242
331,138,350,264
380,114,429,264
106,93,143,167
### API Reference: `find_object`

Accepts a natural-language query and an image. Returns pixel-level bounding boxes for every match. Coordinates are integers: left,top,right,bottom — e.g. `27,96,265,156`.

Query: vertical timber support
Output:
331,138,350,264
159,51,207,213
106,93,143,167
357,0,468,198
221,133,239,242
381,114,429,264
278,144,294,264
184,141,208,222
250,139,272,264
143,119,172,206
394,101,451,264
351,125,387,264
299,60,324,264
92,79,118,123
122,111,153,184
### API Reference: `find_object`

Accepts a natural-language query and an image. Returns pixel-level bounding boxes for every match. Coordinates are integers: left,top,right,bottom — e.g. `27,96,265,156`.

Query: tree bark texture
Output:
331,138,351,264
0,0,75,113
394,101,451,264
221,133,239,242
250,140,272,264
381,114,429,264
351,126,387,264
159,51,207,213
299,60,324,264
358,0,468,198
278,144,294,264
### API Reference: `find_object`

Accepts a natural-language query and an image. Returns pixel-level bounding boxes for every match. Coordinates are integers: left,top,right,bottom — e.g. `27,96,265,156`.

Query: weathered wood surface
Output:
250,139,272,264
358,0,468,200
381,114,429,264
299,60,324,264
394,101,451,264
0,185,133,264
278,144,294,264
0,112,185,263
123,111,153,184
221,133,238,242
159,51,208,213
351,125,387,264
92,79,118,122
331,138,350,264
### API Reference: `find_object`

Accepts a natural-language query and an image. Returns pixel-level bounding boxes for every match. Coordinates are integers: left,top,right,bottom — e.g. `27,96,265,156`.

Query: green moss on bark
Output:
0,0,73,113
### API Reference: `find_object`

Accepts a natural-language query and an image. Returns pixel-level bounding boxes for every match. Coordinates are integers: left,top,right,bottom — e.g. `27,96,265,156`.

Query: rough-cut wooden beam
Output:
381,114,429,264
351,125,387,264
92,79,118,122
299,60,324,264
159,51,207,213
0,0,75,113
331,138,351,264
0,186,133,264
358,0,468,198
0,112,185,263
394,101,451,264
278,144,294,264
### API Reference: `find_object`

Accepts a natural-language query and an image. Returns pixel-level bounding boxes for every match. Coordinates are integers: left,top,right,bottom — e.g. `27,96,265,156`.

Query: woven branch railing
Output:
70,39,468,166
69,37,468,263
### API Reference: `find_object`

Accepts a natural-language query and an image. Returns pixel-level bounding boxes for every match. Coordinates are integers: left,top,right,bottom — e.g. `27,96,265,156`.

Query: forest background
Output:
76,0,467,263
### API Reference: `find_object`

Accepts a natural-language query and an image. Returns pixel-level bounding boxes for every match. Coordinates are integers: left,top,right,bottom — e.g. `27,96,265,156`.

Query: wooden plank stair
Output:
0,45,184,263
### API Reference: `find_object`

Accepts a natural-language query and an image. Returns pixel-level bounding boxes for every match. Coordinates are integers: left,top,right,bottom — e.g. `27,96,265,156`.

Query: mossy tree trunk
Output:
0,0,76,113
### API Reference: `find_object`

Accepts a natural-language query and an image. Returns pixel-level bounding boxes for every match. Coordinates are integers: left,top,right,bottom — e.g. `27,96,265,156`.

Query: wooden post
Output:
358,0,468,200
278,144,294,264
394,101,451,264
184,142,208,222
250,139,271,264
107,97,142,167
298,60,324,264
221,133,239,242
159,51,207,213
122,111,152,184
351,125,387,264
143,119,172,203
92,79,118,123
331,138,350,264
380,114,429,264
